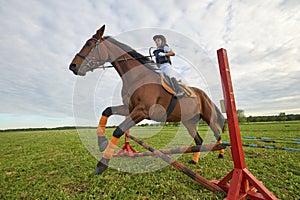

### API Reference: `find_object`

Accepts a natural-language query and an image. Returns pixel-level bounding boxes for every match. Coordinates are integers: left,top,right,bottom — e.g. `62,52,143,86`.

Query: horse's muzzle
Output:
69,63,78,75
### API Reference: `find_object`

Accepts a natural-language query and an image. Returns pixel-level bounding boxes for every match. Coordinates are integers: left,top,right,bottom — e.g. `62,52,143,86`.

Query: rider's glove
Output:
158,52,166,57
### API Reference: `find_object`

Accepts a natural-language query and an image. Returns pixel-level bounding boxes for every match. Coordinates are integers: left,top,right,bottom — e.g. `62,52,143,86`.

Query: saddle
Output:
160,75,196,98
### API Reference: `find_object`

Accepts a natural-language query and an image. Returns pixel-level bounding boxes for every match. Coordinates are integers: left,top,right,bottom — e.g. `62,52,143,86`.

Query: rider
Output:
153,35,185,97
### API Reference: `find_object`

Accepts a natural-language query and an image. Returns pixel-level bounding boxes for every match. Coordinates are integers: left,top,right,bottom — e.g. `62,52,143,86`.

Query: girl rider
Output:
153,35,184,97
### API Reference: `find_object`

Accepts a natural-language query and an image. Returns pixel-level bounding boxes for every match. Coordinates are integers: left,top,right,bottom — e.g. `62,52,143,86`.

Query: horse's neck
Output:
104,42,136,77
112,60,136,77
105,40,160,89
112,60,154,84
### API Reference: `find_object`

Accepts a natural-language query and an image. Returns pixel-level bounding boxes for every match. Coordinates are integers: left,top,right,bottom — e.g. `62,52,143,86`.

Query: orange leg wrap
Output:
217,140,225,155
103,137,119,159
219,149,225,155
96,116,108,136
192,152,200,163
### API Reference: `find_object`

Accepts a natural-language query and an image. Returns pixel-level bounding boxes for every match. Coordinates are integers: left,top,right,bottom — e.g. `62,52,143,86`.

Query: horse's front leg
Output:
95,104,148,175
97,105,129,152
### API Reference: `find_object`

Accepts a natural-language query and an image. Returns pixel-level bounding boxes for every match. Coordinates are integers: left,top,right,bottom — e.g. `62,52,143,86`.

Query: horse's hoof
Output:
94,158,109,175
188,160,197,165
218,154,224,159
98,136,108,152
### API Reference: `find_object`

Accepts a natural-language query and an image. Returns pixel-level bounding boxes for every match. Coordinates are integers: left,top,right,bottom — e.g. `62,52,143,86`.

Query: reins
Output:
77,35,159,72
96,51,160,72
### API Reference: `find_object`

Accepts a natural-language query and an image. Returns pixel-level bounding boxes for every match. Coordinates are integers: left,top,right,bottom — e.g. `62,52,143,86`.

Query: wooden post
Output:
218,48,246,170
215,48,279,200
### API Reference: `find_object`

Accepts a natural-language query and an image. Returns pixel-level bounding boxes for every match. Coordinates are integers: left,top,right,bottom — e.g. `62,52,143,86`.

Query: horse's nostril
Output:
69,63,76,71
69,63,78,75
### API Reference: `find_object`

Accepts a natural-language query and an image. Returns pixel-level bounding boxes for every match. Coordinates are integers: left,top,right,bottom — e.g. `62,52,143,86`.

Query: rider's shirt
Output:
153,45,174,77
153,45,172,65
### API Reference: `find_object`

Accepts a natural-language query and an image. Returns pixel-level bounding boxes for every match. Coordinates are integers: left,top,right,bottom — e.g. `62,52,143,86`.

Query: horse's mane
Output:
103,36,154,65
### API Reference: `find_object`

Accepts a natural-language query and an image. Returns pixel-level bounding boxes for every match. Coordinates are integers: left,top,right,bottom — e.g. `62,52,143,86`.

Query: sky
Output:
0,0,300,129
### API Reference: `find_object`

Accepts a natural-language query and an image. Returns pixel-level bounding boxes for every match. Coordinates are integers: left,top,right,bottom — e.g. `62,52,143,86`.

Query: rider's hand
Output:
158,52,166,57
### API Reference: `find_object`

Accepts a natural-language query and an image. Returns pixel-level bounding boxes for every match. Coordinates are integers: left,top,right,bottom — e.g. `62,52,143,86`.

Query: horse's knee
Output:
102,107,113,117
112,127,124,138
195,135,203,145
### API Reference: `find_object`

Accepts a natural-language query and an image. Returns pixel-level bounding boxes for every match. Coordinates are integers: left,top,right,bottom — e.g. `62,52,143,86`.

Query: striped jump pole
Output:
127,133,225,193
113,143,227,158
243,136,300,145
222,141,300,152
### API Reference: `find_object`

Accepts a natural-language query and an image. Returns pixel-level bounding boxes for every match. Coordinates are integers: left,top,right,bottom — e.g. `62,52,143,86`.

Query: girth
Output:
162,94,178,121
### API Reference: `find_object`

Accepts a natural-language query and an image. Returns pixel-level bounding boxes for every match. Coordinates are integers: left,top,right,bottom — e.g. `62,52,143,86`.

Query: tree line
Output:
139,111,300,126
237,110,300,123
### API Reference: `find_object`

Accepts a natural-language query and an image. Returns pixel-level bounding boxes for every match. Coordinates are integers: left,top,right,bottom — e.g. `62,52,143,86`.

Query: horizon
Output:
1,112,299,130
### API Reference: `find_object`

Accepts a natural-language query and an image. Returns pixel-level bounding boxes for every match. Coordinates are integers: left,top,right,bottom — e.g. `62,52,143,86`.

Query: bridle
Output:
75,36,158,72
75,35,112,72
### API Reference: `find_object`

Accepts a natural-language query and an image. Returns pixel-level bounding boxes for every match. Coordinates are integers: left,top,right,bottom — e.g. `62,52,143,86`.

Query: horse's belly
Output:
166,97,199,122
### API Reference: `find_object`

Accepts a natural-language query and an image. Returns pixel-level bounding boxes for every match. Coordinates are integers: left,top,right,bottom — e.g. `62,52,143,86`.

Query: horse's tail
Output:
214,104,226,133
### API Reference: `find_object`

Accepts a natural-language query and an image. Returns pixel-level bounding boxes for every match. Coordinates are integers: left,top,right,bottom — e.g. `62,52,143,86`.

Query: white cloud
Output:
1,0,300,128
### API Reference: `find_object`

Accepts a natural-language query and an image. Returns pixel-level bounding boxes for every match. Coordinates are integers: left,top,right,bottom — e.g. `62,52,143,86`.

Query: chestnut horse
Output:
69,25,225,174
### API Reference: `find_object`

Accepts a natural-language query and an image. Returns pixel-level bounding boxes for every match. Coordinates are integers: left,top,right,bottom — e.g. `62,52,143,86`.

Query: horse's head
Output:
69,25,109,76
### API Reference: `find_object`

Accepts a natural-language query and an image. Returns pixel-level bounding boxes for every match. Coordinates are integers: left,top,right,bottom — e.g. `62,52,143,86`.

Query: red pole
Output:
216,48,279,200
217,48,246,169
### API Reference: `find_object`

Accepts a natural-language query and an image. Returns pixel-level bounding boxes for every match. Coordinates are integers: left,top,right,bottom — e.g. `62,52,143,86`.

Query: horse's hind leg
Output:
97,105,129,152
209,123,224,159
182,115,203,164
201,107,225,159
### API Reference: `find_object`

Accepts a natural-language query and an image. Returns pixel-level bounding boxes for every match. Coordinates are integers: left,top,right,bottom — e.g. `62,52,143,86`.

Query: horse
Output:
69,25,225,174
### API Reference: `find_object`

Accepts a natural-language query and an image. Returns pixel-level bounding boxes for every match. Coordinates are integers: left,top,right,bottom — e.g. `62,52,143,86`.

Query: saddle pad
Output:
160,75,196,98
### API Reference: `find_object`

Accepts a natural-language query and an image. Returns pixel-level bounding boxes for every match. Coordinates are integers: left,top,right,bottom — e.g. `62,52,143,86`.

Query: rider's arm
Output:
164,46,175,56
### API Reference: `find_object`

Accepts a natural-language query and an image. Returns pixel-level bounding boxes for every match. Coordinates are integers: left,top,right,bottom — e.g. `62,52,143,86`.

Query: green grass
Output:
0,122,299,199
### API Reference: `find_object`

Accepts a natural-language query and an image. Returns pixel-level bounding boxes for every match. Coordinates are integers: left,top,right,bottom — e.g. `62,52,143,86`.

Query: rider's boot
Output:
171,77,185,98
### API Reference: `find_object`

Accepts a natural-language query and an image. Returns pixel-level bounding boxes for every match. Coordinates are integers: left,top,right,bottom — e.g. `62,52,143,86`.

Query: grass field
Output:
1,122,299,199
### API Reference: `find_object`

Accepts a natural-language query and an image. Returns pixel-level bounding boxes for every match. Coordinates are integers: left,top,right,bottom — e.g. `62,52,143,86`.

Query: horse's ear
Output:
96,25,105,38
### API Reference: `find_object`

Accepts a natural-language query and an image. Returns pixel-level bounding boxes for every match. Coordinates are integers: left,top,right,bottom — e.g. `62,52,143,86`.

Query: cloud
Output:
1,0,300,128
